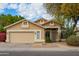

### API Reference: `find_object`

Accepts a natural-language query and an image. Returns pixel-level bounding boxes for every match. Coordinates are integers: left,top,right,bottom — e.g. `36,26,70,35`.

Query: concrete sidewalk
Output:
0,42,79,51
0,47,79,51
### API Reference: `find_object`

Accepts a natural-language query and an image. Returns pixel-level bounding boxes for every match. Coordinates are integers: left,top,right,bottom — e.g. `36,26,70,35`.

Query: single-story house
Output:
4,18,61,43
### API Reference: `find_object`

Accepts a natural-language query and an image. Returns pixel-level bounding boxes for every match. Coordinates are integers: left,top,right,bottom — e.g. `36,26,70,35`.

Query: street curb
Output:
0,48,79,51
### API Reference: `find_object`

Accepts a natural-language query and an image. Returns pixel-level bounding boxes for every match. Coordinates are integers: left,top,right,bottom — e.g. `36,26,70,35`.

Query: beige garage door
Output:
9,32,34,43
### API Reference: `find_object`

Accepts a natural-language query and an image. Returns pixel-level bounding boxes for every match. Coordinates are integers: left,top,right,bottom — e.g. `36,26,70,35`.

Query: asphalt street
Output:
0,51,79,56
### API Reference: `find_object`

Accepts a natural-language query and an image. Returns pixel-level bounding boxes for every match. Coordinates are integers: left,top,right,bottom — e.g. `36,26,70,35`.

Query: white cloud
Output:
7,4,18,9
0,3,53,21
0,4,7,14
0,4,8,9
17,4,39,20
42,14,53,20
30,4,46,15
31,4,53,20
17,3,53,21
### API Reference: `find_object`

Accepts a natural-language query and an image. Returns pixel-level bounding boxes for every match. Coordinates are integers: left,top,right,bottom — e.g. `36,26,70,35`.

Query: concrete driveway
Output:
0,42,77,48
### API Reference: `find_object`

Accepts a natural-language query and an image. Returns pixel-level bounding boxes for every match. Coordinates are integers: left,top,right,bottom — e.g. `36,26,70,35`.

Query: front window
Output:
50,21,54,25
21,21,29,28
40,20,44,24
35,31,40,39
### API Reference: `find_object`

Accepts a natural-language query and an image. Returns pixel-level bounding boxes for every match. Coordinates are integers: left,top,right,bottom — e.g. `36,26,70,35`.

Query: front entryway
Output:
45,28,58,42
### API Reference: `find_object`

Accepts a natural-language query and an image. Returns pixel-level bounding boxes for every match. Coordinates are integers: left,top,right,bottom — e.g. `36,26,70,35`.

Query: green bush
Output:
66,35,79,46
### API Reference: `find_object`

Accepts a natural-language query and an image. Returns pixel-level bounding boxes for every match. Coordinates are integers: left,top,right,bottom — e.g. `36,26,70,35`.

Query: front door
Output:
45,30,51,42
51,30,57,42
45,29,58,42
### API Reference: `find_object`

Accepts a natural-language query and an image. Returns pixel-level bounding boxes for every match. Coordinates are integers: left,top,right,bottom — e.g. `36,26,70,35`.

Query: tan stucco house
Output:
4,18,61,43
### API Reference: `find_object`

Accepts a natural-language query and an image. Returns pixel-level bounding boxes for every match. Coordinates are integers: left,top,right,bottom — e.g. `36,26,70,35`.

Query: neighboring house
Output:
4,18,61,43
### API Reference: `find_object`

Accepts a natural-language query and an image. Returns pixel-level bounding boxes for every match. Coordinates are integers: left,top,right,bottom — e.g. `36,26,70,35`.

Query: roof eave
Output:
4,19,44,29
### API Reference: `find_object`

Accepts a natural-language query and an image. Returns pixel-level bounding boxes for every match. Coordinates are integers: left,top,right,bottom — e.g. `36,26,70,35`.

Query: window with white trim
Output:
40,20,44,24
50,21,54,25
21,21,29,28
35,31,40,40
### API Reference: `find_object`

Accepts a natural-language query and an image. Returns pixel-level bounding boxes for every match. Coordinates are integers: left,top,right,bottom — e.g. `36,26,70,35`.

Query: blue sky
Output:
0,3,53,21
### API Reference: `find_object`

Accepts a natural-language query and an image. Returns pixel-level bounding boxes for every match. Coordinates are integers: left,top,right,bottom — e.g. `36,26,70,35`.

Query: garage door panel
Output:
10,32,34,43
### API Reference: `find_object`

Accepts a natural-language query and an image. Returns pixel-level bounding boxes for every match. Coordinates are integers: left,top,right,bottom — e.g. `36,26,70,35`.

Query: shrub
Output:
63,26,76,39
66,35,79,46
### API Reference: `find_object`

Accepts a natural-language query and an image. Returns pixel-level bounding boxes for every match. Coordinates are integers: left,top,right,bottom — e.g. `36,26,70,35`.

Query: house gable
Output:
5,19,45,43
34,18,48,25
5,19,44,30
42,20,60,28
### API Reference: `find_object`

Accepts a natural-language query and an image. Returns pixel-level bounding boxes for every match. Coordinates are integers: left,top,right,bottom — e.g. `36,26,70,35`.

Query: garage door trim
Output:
7,30,41,43
9,32,34,43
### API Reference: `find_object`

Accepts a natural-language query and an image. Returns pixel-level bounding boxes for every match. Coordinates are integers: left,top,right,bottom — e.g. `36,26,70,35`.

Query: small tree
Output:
0,25,5,32
44,3,79,40
0,14,24,32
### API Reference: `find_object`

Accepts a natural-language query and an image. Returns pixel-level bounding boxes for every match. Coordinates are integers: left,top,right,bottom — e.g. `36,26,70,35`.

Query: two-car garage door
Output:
9,32,34,43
